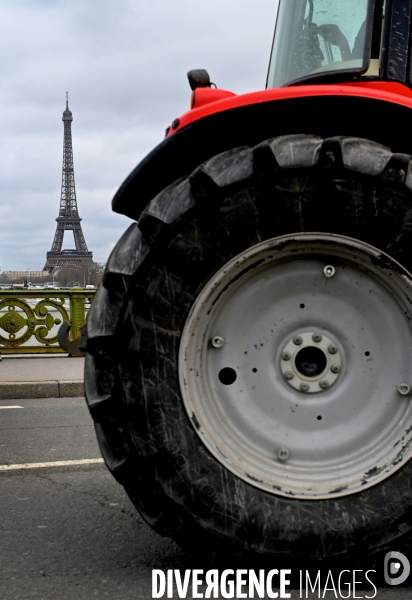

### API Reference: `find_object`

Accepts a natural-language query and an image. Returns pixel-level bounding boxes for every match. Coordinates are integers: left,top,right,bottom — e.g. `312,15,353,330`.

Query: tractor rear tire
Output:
85,134,412,562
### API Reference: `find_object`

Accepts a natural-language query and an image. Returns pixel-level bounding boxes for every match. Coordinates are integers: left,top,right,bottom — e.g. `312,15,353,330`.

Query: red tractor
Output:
83,0,412,563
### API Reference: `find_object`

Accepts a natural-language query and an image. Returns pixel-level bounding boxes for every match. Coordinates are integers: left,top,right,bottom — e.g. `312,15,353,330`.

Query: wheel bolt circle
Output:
281,332,342,393
277,447,290,461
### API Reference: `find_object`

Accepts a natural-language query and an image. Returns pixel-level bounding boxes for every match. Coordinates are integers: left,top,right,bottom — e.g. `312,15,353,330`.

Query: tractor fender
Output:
113,83,412,221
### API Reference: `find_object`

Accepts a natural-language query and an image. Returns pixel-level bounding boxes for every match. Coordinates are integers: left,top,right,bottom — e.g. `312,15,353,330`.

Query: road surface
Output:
0,397,411,599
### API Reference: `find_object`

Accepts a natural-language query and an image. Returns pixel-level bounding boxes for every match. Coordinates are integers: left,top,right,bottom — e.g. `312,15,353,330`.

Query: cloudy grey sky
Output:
0,0,278,272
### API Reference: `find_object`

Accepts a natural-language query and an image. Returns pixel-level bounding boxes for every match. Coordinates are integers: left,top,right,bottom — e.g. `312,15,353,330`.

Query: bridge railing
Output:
0,289,95,354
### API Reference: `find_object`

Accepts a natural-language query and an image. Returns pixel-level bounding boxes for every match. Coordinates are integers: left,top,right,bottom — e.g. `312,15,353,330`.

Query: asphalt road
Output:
0,397,411,600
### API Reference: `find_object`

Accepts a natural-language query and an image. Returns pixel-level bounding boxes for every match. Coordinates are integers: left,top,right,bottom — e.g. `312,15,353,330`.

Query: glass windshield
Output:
267,0,372,88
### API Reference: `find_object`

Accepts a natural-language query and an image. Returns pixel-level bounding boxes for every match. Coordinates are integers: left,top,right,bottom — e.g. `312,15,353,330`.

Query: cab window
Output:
268,0,372,88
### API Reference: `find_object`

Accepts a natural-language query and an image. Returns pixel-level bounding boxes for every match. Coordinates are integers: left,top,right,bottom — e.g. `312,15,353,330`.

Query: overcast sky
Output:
0,0,279,273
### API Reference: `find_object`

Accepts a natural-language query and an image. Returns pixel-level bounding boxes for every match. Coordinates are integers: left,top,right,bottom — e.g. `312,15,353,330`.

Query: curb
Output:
0,380,84,400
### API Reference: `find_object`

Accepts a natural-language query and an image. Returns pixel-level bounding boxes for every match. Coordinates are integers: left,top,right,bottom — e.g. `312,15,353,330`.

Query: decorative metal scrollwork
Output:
0,298,69,348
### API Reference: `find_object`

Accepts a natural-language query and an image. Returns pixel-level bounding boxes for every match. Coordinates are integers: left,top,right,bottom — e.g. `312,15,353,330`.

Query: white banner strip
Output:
0,458,104,471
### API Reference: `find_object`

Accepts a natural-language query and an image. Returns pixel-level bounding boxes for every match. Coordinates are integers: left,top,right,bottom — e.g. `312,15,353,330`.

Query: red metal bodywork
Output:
167,81,412,138
114,79,412,219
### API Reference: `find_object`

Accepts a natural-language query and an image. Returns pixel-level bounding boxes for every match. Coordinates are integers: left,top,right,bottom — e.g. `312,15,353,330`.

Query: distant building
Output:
1,271,49,280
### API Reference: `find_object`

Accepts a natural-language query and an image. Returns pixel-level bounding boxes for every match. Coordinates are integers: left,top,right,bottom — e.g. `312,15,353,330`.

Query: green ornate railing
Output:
0,289,95,354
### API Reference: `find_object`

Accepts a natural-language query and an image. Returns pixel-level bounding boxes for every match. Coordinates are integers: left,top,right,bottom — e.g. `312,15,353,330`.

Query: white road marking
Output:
0,406,23,409
0,458,104,471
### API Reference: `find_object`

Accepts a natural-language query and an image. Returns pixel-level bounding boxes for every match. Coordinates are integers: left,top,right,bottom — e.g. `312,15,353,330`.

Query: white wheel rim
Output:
179,233,412,499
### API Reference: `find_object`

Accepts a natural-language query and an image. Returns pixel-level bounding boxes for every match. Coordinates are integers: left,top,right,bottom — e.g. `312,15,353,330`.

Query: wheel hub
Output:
280,330,342,393
179,233,412,499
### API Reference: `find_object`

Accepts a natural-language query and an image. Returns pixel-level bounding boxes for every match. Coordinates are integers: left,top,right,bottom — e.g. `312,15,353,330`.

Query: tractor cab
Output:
268,0,390,88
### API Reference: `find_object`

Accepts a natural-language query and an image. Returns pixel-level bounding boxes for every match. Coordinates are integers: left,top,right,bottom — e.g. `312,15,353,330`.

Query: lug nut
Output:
319,380,330,389
211,336,225,348
300,383,310,392
397,383,411,396
282,352,291,361
331,364,341,374
328,345,338,355
312,333,322,343
324,265,336,278
277,447,290,461
284,371,294,381
293,336,303,346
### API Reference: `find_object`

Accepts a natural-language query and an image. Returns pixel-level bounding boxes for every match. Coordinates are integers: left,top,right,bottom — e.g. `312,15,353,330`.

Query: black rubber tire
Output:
85,134,412,562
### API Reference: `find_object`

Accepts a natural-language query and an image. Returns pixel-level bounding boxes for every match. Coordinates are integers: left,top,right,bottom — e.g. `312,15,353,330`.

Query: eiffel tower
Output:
44,93,93,273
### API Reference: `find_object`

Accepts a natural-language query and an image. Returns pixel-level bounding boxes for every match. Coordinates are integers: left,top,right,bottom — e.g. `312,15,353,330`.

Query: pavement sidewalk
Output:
0,356,85,400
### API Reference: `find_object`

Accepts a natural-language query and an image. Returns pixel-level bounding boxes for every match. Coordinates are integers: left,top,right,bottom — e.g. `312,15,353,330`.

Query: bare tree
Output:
55,261,105,287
